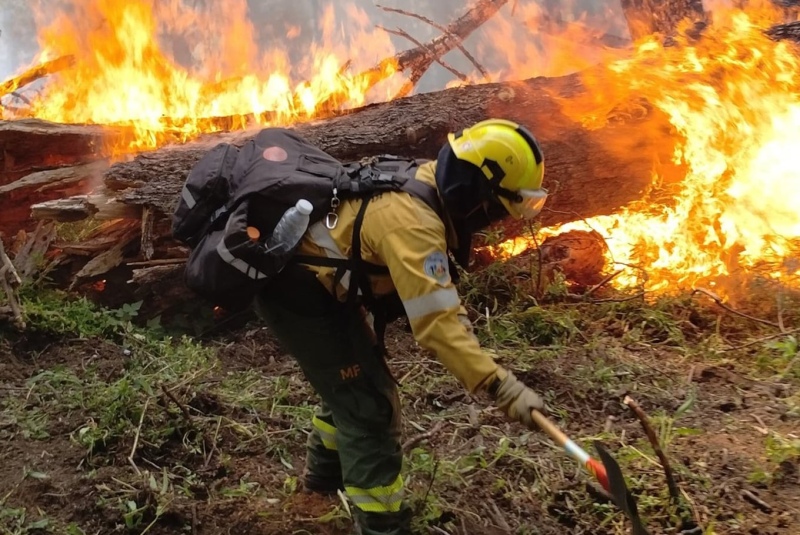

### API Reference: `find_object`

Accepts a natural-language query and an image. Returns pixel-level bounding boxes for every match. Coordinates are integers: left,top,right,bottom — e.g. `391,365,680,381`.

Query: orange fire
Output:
22,0,402,151
4,1,800,295
496,4,800,294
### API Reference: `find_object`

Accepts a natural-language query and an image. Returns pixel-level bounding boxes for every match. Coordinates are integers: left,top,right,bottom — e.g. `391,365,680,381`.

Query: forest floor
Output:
1,265,799,535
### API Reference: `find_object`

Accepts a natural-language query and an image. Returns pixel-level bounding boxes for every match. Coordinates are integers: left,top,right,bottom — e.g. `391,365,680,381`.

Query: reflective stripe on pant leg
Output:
345,474,404,513
312,415,338,451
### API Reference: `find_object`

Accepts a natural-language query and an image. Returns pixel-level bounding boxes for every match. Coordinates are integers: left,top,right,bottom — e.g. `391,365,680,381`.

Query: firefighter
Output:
254,118,548,535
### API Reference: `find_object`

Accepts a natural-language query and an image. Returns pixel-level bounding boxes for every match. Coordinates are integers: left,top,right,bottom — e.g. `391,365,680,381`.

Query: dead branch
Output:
377,25,469,82
377,4,491,80
360,0,509,90
402,420,446,452
0,55,76,100
623,395,680,503
691,288,783,329
0,238,25,329
161,384,195,425
585,270,625,297
128,396,151,476
741,489,772,513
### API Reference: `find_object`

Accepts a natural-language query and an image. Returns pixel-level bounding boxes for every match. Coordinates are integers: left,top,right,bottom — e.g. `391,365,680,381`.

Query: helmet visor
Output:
512,188,548,220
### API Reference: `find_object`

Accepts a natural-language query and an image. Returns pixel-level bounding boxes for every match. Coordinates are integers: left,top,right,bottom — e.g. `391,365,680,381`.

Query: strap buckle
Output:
327,188,340,229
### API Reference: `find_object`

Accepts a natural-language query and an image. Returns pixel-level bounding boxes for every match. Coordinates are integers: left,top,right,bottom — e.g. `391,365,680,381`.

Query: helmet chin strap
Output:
478,158,523,205
435,143,510,268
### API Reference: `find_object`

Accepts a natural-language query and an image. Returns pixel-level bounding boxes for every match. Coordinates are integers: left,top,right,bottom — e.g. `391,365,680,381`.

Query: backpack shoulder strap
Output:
398,178,442,219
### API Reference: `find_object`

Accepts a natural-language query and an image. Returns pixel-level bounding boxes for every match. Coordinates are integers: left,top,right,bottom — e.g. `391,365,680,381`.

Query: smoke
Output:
0,0,630,96
0,0,39,80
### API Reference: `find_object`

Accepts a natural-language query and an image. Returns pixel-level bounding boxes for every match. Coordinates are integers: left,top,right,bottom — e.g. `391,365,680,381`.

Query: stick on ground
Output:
692,288,782,329
402,420,445,452
623,395,680,503
0,239,25,329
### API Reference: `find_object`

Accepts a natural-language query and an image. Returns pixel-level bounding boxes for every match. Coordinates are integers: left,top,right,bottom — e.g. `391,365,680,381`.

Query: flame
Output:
4,0,800,295
495,3,800,294
20,0,402,152
475,1,632,79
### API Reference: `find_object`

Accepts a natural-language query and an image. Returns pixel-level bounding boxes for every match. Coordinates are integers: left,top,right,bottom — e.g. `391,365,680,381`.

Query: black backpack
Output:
172,127,443,314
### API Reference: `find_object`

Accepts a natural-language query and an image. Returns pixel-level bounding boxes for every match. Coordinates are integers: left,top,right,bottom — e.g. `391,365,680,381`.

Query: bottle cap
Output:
296,199,313,215
246,226,261,241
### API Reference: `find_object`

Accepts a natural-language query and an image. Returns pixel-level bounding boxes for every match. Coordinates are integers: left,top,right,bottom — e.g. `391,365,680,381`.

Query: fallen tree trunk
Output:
98,70,681,232
2,68,682,316
4,68,683,253
0,119,132,186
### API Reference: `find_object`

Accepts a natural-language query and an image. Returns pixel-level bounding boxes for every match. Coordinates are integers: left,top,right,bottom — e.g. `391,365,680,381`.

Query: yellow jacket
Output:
296,160,504,393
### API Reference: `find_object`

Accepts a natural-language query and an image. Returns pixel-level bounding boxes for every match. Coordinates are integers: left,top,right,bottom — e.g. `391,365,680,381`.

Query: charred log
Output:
0,119,131,186
98,71,680,232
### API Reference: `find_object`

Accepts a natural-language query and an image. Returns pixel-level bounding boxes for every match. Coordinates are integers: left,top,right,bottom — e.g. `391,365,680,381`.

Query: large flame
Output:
498,4,800,294
4,0,800,294
20,0,402,151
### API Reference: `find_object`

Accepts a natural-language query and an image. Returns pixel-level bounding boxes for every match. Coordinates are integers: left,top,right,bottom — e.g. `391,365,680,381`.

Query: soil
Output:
1,314,799,535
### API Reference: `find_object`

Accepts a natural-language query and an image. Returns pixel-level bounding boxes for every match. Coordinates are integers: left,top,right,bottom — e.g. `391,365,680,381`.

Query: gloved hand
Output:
491,370,545,428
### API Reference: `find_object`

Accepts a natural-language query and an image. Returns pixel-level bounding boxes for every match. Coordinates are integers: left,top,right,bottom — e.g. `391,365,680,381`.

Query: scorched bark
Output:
103,70,682,232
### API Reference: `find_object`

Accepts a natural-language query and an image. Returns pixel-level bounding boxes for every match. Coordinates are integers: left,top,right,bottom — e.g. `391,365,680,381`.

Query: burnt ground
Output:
1,291,799,535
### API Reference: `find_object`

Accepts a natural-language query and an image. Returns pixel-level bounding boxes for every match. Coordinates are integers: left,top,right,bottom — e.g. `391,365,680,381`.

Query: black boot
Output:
352,507,414,535
302,472,344,496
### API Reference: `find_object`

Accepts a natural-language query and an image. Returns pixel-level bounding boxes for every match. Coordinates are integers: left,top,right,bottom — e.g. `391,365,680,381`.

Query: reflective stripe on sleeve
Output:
312,416,338,451
181,186,196,209
345,475,404,513
402,287,460,320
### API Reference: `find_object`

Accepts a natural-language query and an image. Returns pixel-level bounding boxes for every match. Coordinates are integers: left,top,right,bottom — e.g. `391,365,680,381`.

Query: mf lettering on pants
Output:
340,364,361,381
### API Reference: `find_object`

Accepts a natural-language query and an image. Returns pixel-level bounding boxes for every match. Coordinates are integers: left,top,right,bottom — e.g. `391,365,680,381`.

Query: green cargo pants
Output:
254,266,413,535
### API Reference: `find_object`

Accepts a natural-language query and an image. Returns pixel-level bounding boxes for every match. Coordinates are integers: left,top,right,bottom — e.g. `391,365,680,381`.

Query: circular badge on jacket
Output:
423,251,450,284
263,146,288,161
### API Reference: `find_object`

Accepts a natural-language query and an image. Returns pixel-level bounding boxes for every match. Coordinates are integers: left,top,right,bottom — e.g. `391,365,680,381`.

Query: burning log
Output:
13,67,679,313
0,65,680,316
620,0,708,42
95,70,679,230
0,120,140,234
468,229,610,308
0,119,127,185
2,67,681,263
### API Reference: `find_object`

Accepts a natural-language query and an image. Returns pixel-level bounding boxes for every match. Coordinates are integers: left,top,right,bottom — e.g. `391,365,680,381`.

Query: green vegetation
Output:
2,255,799,534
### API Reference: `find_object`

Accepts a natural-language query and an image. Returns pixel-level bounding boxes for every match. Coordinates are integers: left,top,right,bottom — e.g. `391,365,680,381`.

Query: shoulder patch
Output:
423,251,450,284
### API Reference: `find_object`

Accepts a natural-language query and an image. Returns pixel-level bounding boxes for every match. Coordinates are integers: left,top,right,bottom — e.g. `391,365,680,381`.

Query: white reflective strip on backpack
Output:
307,222,354,291
181,185,197,209
216,238,268,280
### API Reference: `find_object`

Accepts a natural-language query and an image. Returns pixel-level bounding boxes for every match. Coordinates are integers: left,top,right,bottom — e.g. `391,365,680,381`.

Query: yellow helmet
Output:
447,118,546,220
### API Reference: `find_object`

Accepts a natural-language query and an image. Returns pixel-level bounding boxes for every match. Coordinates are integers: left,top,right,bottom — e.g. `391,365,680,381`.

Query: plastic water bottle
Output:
266,199,313,254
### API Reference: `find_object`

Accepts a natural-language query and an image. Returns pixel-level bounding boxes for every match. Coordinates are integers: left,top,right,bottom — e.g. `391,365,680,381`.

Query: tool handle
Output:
530,409,570,446
531,409,610,493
